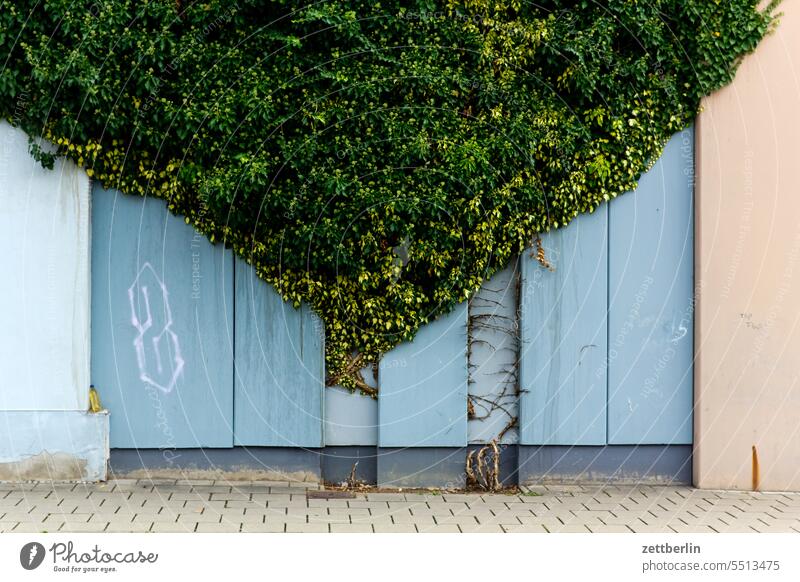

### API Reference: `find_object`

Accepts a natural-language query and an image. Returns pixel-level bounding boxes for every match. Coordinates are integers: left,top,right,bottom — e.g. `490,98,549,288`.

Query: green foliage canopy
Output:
0,0,777,392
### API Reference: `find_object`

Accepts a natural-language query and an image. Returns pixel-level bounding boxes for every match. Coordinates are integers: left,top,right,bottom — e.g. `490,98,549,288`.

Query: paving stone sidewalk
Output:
1,480,799,533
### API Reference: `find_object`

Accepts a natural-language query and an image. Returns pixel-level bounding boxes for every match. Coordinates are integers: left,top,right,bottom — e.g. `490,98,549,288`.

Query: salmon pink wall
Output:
695,2,800,491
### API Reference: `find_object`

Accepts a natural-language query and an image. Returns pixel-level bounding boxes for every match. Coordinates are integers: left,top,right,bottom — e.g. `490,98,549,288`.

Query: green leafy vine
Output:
0,0,778,393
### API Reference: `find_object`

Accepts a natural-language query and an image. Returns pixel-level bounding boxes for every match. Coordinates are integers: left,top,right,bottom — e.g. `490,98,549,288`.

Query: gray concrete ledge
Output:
320,446,378,485
518,445,692,485
0,411,109,482
377,447,467,488
108,444,692,487
109,447,322,482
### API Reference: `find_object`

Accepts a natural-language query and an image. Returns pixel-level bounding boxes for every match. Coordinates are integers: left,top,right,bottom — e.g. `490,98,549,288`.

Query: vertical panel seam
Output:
231,255,237,447
605,201,610,445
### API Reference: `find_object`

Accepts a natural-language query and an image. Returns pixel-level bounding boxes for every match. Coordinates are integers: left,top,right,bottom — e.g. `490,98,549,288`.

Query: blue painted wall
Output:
93,129,693,459
92,188,234,448
519,205,609,445
324,380,378,446
518,129,694,448
607,128,694,445
378,303,468,447
233,257,324,447
468,262,520,444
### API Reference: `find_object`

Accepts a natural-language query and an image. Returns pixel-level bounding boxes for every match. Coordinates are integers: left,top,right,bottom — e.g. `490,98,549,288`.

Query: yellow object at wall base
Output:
88,386,103,413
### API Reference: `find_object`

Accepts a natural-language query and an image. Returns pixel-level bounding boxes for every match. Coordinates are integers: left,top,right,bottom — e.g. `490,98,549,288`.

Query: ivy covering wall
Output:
0,1,777,393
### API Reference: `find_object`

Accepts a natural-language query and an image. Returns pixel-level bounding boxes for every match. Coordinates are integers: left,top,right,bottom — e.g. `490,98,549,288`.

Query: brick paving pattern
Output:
1,480,799,533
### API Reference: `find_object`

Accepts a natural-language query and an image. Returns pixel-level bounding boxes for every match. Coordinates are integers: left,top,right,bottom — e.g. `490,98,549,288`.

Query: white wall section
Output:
0,121,105,481
0,121,90,411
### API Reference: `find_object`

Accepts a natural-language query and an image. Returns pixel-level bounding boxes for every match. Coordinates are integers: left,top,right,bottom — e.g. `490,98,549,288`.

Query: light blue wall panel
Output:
378,303,468,447
91,187,234,448
324,369,378,446
607,129,694,445
233,257,324,447
519,207,609,445
468,261,520,444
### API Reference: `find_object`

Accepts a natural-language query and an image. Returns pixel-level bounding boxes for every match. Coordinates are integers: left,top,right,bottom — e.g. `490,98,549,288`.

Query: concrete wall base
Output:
376,447,467,488
109,444,691,487
321,446,378,485
109,447,321,483
0,411,109,482
518,445,692,485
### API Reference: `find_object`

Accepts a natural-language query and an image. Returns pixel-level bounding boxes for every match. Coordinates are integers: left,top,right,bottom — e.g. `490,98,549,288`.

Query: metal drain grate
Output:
306,490,356,499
